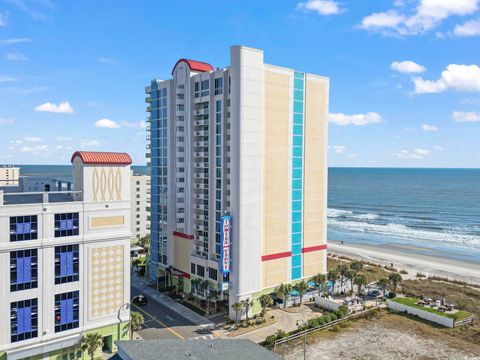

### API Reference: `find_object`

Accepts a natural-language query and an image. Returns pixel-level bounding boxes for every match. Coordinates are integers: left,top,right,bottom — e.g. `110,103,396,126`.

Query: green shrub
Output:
330,313,338,321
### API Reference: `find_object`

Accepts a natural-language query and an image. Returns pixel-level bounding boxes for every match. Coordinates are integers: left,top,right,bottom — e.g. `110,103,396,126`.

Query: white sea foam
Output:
352,213,379,220
327,208,353,218
328,218,480,249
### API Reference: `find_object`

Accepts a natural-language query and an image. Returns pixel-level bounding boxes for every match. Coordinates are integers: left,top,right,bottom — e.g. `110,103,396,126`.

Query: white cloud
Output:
0,38,31,46
0,12,6,26
360,0,480,36
0,118,14,125
24,136,43,142
333,145,347,154
361,10,406,30
21,144,49,153
94,118,119,128
391,60,426,73
454,19,480,36
80,139,102,148
394,148,431,159
329,112,383,126
452,110,480,122
6,52,28,61
413,64,480,94
56,136,73,141
35,101,74,114
296,0,343,15
99,57,117,64
0,75,17,82
421,124,439,131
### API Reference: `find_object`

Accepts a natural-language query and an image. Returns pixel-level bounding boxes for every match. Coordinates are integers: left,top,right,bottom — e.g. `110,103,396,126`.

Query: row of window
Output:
190,263,218,281
193,77,224,98
10,213,79,242
10,245,80,292
10,291,79,343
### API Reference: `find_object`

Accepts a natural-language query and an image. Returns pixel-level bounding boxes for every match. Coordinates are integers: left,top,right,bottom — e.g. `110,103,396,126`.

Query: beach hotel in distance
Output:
0,152,132,360
146,45,329,319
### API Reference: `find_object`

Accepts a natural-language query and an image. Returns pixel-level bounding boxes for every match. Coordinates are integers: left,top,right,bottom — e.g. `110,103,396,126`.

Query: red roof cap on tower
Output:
171,58,213,75
70,151,132,165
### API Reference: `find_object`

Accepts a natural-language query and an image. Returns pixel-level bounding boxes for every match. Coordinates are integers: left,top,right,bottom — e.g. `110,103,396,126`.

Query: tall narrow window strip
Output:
291,72,305,280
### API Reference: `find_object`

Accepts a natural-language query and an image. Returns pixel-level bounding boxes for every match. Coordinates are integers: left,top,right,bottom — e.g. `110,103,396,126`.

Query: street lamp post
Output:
117,295,141,343
296,319,307,360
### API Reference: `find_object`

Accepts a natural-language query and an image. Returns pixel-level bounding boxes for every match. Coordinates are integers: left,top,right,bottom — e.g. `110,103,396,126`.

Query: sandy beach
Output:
328,240,480,285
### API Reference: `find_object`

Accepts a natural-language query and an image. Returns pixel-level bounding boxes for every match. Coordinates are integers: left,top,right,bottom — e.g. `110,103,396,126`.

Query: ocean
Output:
328,168,480,263
16,165,480,263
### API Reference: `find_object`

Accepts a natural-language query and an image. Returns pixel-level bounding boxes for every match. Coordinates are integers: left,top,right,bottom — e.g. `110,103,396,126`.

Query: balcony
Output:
194,162,208,169
145,85,152,94
194,130,209,137
195,224,207,232
194,108,209,116
145,97,152,103
195,119,209,127
194,173,208,179
146,105,152,112
194,182,208,190
194,151,208,158
194,203,209,211
194,141,209,147
194,193,208,201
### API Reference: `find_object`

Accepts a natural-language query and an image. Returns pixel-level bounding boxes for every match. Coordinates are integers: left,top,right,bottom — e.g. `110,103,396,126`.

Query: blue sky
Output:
0,0,479,167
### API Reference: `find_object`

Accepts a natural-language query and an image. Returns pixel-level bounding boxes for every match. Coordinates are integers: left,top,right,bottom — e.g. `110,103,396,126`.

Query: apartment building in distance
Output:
146,46,329,318
0,166,20,187
130,172,150,240
0,151,132,360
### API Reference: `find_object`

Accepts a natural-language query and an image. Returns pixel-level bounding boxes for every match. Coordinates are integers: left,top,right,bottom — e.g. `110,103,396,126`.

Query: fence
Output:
455,316,475,327
273,307,378,351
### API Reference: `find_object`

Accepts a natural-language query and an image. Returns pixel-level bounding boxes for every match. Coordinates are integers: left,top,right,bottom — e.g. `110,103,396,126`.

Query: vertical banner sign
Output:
220,215,231,274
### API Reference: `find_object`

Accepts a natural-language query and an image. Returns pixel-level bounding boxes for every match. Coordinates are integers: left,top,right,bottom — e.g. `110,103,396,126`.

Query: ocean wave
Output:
351,213,379,220
327,208,353,218
328,218,480,249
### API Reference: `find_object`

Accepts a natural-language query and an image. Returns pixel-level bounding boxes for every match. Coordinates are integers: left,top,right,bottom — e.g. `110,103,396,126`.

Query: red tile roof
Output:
71,151,132,165
171,58,213,75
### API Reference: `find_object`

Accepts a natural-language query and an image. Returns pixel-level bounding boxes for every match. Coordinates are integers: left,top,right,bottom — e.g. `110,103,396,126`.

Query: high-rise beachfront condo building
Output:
146,46,329,318
0,152,132,360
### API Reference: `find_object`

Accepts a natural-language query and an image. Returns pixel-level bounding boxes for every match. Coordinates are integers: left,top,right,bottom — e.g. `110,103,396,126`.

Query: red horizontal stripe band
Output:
262,251,292,262
302,244,327,253
173,231,194,240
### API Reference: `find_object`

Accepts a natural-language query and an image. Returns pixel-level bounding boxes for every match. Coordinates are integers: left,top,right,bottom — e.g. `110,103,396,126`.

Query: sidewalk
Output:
130,274,215,329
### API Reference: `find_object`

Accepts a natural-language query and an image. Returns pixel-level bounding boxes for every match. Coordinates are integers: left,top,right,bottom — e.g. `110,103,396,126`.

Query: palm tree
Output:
210,290,219,313
241,298,254,320
81,333,103,360
311,273,327,296
350,260,364,276
346,269,356,294
327,269,339,295
337,264,350,293
378,278,389,296
276,284,287,308
388,272,403,293
294,280,308,305
130,311,144,340
201,280,211,314
191,278,200,303
284,284,293,308
259,294,273,317
231,302,244,324
354,274,367,296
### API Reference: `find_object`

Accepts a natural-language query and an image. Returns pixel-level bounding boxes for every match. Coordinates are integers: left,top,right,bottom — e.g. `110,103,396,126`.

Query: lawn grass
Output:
392,297,473,321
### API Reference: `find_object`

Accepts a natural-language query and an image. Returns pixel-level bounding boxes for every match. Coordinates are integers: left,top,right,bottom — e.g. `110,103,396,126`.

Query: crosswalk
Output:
192,334,215,340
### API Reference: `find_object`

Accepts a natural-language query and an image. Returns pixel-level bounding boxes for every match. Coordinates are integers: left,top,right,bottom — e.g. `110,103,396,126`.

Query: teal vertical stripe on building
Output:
291,72,304,280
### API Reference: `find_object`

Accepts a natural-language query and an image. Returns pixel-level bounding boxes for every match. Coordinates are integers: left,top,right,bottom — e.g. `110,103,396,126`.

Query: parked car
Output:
367,290,381,298
132,294,148,306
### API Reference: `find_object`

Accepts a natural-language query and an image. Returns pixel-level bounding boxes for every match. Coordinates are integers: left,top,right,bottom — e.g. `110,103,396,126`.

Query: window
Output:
201,80,209,97
214,77,223,95
209,267,218,281
197,265,205,277
11,299,38,343
54,213,79,238
177,104,184,111
55,245,79,284
136,181,140,185
136,201,140,205
10,215,38,242
191,263,196,275
10,249,38,292
55,291,79,333
194,81,200,98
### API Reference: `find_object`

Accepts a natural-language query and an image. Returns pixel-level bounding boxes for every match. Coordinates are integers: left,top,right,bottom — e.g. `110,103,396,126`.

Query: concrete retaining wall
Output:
387,300,454,328
315,296,341,311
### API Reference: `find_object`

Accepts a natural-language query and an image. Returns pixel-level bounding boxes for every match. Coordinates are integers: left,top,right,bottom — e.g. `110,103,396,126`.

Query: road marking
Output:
165,315,174,321
132,305,185,339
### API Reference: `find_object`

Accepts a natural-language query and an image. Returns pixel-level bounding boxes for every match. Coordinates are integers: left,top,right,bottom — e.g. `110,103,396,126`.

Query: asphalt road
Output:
130,285,214,340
